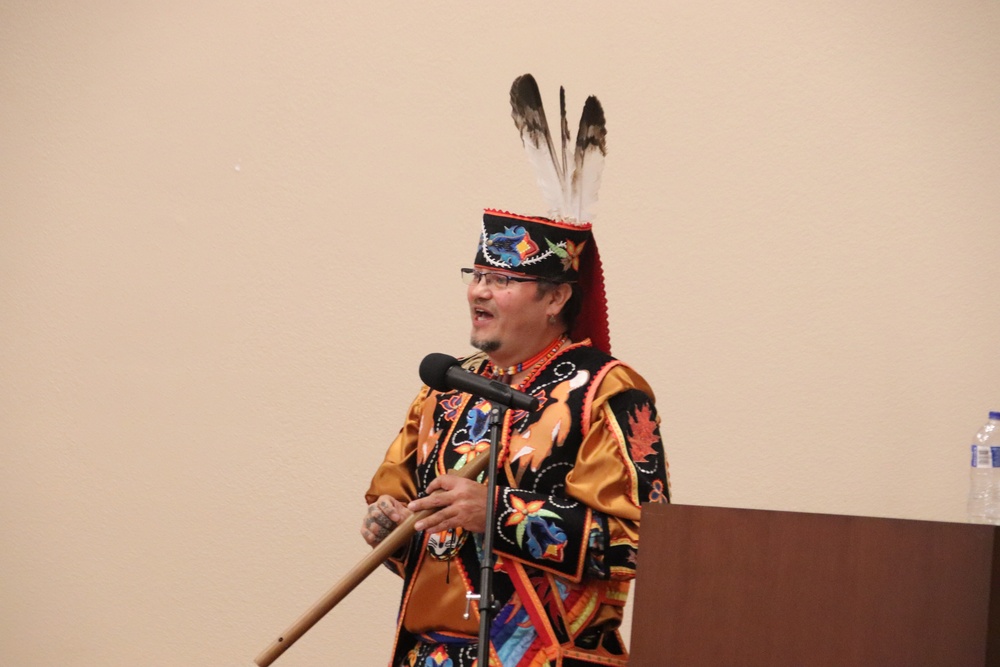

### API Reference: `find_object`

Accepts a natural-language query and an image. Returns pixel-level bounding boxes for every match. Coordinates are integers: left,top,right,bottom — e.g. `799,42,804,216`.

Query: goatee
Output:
471,336,500,354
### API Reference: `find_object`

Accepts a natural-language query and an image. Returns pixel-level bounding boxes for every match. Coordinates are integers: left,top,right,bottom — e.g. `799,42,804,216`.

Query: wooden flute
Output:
254,453,491,666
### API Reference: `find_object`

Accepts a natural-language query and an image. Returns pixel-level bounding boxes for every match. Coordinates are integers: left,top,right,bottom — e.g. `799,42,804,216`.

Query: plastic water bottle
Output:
967,411,1000,524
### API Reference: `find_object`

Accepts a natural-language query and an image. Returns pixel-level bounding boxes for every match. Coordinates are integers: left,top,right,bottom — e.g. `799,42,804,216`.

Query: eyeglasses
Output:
460,268,545,289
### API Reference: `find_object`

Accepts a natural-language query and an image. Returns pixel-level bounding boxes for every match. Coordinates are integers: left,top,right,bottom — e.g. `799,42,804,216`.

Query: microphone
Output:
419,353,540,412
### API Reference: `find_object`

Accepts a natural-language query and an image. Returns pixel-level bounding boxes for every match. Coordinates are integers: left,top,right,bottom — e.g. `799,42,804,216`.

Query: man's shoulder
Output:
561,341,638,382
561,343,654,400
560,340,617,366
457,350,490,372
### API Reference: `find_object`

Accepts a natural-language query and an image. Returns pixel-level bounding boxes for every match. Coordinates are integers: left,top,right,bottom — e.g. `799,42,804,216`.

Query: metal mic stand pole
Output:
472,403,506,667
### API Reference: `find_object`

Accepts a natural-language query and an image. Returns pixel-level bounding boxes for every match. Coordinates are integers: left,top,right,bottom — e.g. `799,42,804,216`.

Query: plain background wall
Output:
2,2,999,665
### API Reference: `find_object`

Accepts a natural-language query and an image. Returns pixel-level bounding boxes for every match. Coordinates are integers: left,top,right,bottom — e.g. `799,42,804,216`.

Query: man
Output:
362,76,669,667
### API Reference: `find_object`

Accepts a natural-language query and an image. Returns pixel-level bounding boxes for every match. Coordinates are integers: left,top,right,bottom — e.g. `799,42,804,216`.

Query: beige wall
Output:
2,2,999,665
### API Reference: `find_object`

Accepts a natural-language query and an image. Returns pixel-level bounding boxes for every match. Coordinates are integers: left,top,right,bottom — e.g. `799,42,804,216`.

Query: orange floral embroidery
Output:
505,495,547,526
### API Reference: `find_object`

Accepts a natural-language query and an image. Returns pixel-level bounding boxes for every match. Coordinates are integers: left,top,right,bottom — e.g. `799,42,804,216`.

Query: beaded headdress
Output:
474,74,611,354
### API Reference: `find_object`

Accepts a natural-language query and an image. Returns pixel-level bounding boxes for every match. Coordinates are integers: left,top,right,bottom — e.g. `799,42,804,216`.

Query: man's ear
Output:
549,282,573,314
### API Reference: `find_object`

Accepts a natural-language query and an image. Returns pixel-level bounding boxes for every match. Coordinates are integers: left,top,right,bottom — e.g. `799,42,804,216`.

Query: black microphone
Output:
419,353,539,412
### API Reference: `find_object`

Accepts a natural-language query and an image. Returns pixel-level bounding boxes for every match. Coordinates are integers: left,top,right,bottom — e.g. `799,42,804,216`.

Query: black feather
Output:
576,96,607,157
510,74,563,181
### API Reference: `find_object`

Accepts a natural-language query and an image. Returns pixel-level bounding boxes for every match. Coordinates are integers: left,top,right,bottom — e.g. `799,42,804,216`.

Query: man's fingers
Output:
424,474,459,495
361,495,417,549
362,499,403,545
378,497,402,522
414,507,454,534
361,521,392,546
408,490,451,513
372,510,396,531
409,475,474,511
404,476,488,533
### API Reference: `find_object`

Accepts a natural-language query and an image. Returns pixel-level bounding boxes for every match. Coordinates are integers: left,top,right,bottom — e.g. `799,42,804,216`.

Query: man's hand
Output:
361,495,412,548
408,476,487,534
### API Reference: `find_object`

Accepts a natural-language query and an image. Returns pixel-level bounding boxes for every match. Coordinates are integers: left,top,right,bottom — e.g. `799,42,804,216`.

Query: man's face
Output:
467,269,554,366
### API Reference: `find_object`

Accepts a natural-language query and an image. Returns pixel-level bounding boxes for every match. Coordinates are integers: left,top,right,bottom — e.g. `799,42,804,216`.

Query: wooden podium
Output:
630,504,1000,666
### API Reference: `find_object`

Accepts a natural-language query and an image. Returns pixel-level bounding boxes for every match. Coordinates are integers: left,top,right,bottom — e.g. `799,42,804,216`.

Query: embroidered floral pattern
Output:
465,400,491,441
546,238,586,272
453,440,489,466
425,644,453,667
626,403,660,464
439,394,464,422
449,399,493,469
505,495,567,562
648,479,668,504
486,225,539,266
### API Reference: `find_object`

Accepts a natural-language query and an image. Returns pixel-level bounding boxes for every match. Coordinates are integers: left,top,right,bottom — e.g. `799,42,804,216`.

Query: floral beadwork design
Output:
648,479,668,504
425,644,452,667
485,225,539,266
505,495,567,562
546,238,586,272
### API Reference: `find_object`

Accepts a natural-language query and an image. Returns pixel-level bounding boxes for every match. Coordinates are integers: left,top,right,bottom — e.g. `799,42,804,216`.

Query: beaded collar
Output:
487,334,567,380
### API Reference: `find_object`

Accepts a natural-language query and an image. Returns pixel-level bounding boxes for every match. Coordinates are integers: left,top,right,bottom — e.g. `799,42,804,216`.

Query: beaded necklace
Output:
487,334,567,380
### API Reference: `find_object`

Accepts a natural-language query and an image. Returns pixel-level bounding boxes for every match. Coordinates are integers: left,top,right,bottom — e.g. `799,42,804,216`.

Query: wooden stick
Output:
254,454,491,667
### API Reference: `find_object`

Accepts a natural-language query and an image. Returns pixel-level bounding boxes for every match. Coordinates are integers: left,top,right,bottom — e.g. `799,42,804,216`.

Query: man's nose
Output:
468,277,494,297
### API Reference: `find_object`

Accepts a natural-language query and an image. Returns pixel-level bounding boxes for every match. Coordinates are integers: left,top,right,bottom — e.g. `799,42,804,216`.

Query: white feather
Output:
521,132,564,217
571,146,606,223
510,75,564,218
510,75,607,224
570,96,607,223
559,87,572,214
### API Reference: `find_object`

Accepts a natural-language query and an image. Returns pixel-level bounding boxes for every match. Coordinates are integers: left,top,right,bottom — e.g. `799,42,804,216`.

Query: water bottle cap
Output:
991,412,1000,421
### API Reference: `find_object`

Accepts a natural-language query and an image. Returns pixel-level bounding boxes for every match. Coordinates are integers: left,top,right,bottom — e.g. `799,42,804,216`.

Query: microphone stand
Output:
472,403,506,667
